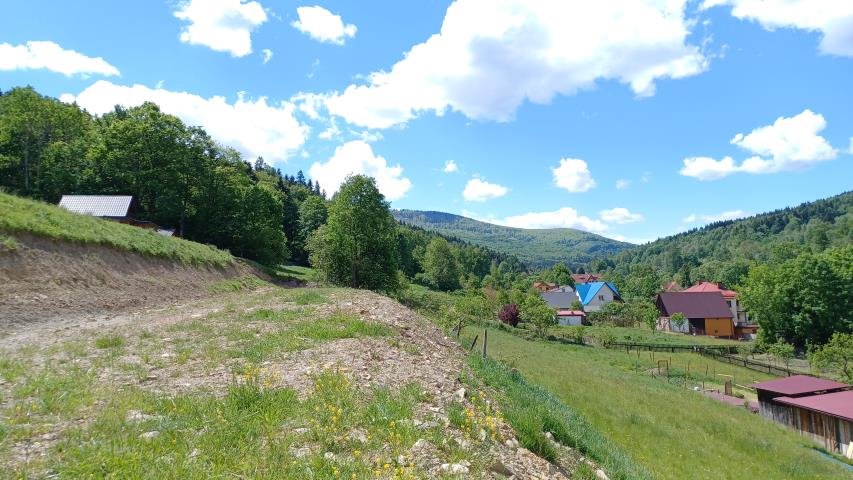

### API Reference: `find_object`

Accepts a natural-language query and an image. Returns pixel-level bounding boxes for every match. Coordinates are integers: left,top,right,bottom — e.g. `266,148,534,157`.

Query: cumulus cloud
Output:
615,179,630,190
680,110,838,180
261,48,273,64
443,160,459,173
174,0,267,57
599,207,644,224
63,80,307,163
493,207,607,232
683,210,750,223
463,178,508,202
704,0,853,56
0,41,119,77
291,6,357,45
309,140,411,200
552,158,596,192
324,0,708,129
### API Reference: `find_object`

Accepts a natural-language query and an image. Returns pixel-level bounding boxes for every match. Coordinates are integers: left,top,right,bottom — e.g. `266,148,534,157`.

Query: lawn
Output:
552,325,744,347
461,326,852,480
0,192,233,267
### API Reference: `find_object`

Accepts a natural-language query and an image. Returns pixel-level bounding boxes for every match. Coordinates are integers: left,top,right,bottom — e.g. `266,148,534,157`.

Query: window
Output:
598,295,604,301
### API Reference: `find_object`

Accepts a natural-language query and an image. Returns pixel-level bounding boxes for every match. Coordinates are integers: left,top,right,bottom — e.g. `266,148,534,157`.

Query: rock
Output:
440,463,469,475
505,438,520,449
139,431,160,440
323,452,335,460
126,410,156,422
293,427,309,435
348,428,368,443
189,448,200,458
489,459,514,477
292,446,310,458
595,469,610,480
453,388,466,402
544,431,554,441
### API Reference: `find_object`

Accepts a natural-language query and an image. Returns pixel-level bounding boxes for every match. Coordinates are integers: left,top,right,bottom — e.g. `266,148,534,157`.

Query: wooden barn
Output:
753,375,853,456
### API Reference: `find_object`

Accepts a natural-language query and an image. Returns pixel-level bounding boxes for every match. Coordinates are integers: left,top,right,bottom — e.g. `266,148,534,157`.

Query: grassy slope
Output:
465,327,851,480
0,192,233,267
393,209,632,268
551,325,743,347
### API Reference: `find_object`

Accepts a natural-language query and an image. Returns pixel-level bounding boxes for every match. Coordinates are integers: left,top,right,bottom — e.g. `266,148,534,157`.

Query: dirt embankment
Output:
0,233,254,331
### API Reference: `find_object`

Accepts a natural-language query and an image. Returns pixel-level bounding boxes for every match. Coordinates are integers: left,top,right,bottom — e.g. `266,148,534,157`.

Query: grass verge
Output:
0,192,233,267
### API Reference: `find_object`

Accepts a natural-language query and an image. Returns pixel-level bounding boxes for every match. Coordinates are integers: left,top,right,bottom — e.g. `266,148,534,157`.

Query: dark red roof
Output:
774,390,853,421
751,375,850,396
556,310,585,316
571,273,601,284
656,292,733,319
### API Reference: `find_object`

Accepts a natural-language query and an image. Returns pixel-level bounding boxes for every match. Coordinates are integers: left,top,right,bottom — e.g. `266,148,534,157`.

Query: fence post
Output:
482,329,488,358
469,334,479,352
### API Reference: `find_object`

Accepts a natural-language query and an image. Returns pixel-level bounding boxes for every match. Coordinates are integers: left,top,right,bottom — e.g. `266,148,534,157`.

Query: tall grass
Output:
0,192,233,267
467,354,651,480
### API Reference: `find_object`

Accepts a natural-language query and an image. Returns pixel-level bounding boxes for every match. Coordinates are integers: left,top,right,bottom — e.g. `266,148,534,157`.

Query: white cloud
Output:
552,158,596,192
291,6,357,45
494,207,607,232
704,0,853,56
463,178,508,202
64,80,307,163
261,48,273,64
174,0,267,57
0,41,119,77
309,140,411,200
443,160,459,173
683,210,750,223
324,0,708,129
680,110,838,180
599,207,644,224
615,179,630,190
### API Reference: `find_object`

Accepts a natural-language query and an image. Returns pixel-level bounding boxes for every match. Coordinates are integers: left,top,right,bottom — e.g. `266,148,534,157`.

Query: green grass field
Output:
552,325,743,347
0,192,233,267
460,327,852,480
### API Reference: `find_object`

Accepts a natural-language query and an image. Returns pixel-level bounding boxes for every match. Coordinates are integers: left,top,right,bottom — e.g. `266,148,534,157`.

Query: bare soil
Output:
0,233,253,334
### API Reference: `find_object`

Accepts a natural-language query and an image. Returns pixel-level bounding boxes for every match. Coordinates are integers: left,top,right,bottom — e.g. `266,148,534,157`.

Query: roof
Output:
575,282,621,305
572,273,601,284
683,281,737,299
59,195,133,217
662,281,682,292
773,390,853,422
556,309,585,316
751,375,850,397
541,291,578,309
656,292,733,319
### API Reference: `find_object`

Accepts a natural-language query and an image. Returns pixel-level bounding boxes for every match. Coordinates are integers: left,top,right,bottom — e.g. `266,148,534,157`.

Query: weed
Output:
0,358,27,383
94,334,125,349
209,275,268,294
0,234,18,252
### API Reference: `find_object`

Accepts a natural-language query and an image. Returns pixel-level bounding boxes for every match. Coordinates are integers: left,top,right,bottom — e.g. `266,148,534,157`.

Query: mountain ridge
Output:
392,209,632,269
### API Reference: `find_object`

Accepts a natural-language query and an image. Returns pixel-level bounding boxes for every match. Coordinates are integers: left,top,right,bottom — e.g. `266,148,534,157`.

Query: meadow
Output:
459,326,852,480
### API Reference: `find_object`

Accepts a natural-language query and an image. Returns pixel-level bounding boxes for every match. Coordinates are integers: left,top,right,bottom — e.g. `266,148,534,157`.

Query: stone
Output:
293,427,309,435
453,387,466,402
595,469,610,480
293,446,310,458
139,431,160,440
440,463,469,475
324,452,335,460
489,459,514,477
544,431,554,441
348,428,368,443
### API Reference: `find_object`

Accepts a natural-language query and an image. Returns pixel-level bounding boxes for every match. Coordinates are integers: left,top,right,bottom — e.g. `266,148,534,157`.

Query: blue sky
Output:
2,0,851,244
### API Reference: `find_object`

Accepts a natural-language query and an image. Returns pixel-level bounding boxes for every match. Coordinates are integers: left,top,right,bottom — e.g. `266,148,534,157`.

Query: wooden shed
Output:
655,291,734,337
752,376,853,456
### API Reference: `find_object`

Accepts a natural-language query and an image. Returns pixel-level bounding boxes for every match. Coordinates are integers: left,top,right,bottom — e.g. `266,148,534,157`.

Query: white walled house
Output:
575,282,622,312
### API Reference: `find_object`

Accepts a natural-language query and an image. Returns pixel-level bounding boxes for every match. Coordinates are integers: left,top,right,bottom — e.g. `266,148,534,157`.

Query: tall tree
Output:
308,175,399,291
422,237,461,291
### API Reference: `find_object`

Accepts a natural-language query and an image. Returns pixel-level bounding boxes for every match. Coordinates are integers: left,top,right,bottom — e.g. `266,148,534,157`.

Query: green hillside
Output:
600,191,853,286
0,192,234,267
393,209,632,269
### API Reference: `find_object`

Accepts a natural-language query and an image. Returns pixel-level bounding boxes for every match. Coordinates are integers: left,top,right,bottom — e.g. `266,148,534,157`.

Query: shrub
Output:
498,303,520,327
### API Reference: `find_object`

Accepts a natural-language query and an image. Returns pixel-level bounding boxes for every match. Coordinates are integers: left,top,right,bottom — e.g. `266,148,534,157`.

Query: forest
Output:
0,86,519,287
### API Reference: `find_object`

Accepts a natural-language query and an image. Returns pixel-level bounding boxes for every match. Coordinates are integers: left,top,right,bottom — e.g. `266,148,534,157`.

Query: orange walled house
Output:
683,281,757,339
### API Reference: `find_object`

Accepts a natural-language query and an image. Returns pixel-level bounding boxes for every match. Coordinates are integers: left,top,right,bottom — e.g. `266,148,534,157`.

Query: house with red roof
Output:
655,291,735,337
571,273,601,284
681,281,758,338
752,375,853,456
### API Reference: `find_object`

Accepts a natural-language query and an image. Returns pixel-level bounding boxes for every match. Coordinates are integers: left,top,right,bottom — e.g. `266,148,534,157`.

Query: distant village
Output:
535,273,758,340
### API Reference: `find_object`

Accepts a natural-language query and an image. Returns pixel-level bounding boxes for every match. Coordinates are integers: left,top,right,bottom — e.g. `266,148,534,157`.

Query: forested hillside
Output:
0,86,517,289
393,209,631,269
594,191,853,288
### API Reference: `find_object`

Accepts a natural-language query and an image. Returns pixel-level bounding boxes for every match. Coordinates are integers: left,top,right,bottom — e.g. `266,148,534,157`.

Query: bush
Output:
596,327,616,348
498,304,520,327
568,326,586,345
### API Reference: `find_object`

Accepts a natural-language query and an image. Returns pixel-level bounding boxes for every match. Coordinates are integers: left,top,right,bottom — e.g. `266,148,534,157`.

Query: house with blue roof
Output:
575,282,622,312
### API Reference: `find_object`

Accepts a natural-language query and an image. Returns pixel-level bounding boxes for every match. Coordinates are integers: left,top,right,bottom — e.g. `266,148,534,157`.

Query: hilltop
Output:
601,190,853,285
393,209,632,269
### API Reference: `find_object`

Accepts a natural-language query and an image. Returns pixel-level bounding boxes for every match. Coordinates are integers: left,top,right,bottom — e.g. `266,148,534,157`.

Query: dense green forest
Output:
0,86,517,286
592,191,853,288
393,209,631,269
